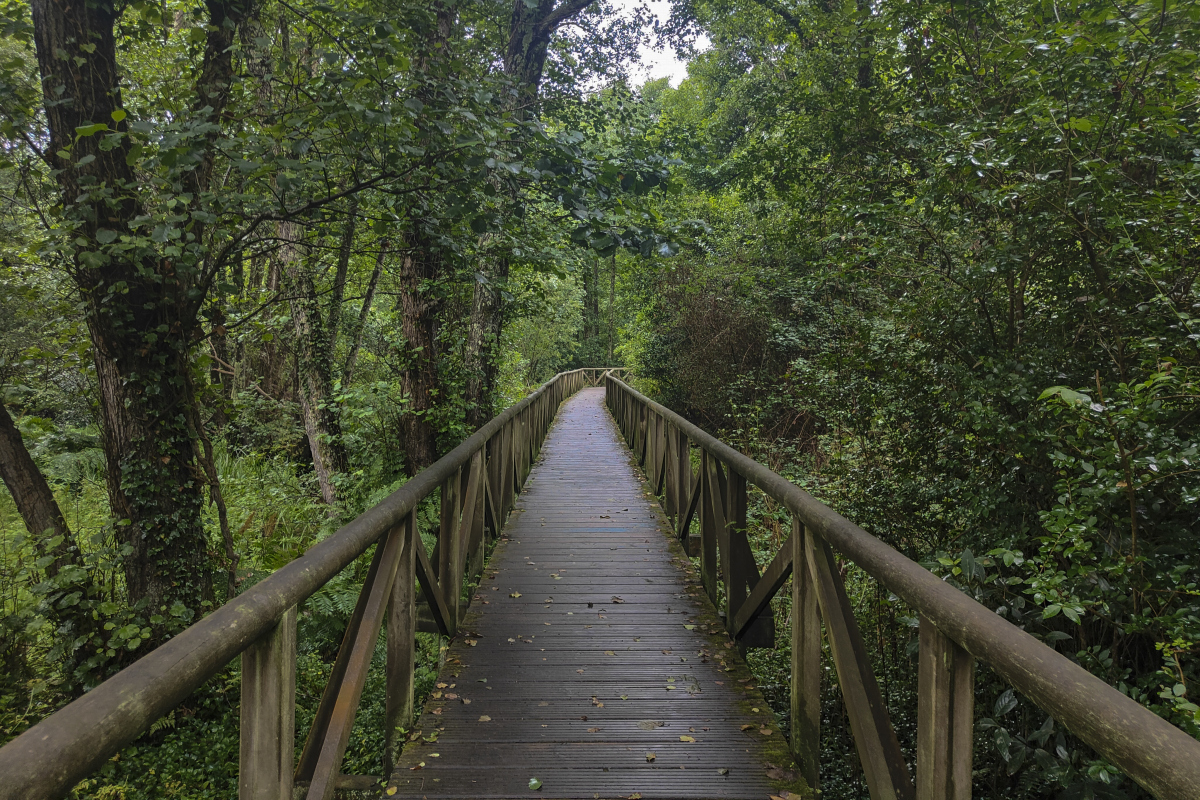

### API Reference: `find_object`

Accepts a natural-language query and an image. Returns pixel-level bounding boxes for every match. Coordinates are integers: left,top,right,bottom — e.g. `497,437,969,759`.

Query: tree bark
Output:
396,239,442,475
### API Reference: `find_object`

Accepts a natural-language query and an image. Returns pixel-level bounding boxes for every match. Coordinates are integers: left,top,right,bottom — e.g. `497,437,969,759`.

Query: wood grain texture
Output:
386,389,802,799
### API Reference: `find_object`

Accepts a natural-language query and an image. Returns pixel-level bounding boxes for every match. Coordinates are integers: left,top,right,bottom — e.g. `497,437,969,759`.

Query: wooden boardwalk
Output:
385,388,801,800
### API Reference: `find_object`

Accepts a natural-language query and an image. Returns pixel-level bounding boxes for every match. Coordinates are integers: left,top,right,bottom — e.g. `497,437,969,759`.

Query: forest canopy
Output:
1,0,1198,796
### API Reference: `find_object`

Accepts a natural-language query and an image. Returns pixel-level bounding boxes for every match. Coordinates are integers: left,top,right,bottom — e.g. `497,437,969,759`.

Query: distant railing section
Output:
605,375,1200,800
0,368,621,800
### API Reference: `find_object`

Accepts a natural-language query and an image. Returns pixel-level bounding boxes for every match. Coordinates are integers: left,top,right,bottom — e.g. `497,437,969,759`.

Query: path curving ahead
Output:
385,388,797,799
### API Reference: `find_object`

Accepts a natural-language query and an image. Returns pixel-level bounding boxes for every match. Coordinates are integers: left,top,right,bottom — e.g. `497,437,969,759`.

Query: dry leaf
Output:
461,698,471,704
645,752,656,762
478,715,491,722
587,727,601,733
740,724,754,731
636,720,664,730
679,735,697,742
759,726,774,736
509,592,521,598
717,768,729,776
605,650,616,656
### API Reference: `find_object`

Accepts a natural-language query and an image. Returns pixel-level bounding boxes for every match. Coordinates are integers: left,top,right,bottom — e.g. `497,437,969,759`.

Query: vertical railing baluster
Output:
806,532,914,800
917,617,974,800
239,607,296,800
439,469,462,628
699,451,719,603
725,469,749,631
791,520,821,790
384,513,417,776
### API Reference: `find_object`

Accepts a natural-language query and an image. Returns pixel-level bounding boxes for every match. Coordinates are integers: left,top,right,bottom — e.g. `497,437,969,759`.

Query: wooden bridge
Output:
2,368,1199,800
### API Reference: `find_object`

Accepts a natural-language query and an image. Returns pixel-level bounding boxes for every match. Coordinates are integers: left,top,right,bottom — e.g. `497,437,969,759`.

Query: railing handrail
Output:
605,374,1200,800
0,368,619,800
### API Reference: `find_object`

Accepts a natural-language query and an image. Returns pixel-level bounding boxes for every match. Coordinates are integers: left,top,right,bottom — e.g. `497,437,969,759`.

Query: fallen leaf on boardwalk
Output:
645,752,656,762
431,708,442,715
576,669,585,674
620,694,629,700
444,693,457,700
683,624,695,630
759,726,774,736
765,766,801,782
386,787,397,795
717,768,729,776
605,650,616,656
436,682,448,689
429,753,440,758
740,724,754,731
528,778,543,790
637,720,664,730
587,727,601,733
679,735,696,742
611,596,625,603
431,691,443,699
508,638,516,643
461,698,471,704
510,592,522,598
580,715,588,721
628,794,642,799
538,701,549,707
478,715,491,722
662,649,672,655
409,762,425,770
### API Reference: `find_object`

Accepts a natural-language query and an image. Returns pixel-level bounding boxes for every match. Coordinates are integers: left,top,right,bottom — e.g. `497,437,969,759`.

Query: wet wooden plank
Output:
386,388,801,799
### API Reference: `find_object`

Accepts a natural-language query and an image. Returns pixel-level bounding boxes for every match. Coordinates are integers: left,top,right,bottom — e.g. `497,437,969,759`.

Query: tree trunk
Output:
344,240,386,385
396,238,442,475
392,2,456,466
283,226,349,504
0,402,77,576
29,0,250,619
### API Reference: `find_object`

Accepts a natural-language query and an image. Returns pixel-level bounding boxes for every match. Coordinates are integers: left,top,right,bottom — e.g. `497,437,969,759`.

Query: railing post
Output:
385,513,417,776
239,606,296,800
917,617,974,800
791,520,821,790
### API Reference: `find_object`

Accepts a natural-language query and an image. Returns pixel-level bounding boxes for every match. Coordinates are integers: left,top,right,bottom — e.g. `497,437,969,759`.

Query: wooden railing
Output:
606,374,1200,800
0,368,614,800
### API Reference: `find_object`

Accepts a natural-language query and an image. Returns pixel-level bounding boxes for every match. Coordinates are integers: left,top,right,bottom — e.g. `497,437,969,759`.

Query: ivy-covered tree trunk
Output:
30,0,250,624
394,2,455,470
396,240,442,475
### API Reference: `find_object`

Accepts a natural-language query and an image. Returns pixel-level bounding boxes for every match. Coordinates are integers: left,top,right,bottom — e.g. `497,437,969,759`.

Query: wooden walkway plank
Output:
385,388,808,800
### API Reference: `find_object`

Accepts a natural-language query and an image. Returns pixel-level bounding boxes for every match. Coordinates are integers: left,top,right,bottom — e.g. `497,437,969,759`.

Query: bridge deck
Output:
385,388,797,799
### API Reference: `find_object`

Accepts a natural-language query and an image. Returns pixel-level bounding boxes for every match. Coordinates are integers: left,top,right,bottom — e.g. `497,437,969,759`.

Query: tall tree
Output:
464,0,600,429
28,0,253,621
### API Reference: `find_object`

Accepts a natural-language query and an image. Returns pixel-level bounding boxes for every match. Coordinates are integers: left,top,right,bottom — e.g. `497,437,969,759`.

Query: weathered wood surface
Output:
385,388,802,799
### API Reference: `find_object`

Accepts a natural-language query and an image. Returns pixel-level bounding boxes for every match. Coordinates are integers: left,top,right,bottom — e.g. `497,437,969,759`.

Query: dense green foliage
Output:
2,0,1198,796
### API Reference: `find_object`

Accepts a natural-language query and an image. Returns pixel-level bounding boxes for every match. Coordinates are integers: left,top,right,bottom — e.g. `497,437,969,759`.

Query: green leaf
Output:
110,109,126,123
528,778,542,790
